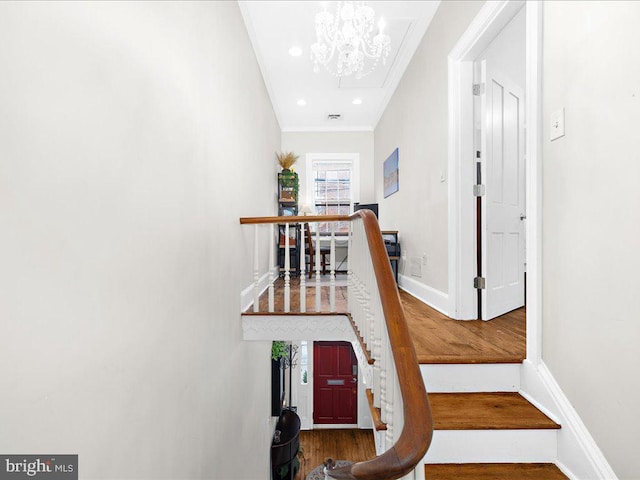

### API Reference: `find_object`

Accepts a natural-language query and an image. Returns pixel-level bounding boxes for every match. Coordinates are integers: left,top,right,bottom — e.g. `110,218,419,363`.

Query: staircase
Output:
418,352,568,478
242,212,433,479
240,213,580,479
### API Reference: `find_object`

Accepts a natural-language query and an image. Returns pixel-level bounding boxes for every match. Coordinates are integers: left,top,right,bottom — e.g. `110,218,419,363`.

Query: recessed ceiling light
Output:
289,46,303,57
297,99,307,107
352,98,363,105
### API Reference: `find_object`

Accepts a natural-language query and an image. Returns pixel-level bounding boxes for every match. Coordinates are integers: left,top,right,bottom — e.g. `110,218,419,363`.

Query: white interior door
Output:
479,60,526,320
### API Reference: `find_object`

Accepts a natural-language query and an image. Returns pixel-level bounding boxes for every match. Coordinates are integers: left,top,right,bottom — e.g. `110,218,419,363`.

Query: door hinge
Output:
474,276,486,289
473,184,485,197
473,83,484,96
476,150,481,159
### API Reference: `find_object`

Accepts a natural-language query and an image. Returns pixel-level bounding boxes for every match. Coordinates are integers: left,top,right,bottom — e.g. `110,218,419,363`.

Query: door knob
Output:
351,378,357,383
520,214,526,221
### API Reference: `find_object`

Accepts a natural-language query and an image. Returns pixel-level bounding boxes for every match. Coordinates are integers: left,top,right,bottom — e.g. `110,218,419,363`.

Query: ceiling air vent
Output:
327,114,342,120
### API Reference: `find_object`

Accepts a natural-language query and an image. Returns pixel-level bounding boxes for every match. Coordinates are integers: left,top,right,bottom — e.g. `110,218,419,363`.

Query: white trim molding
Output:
237,2,283,130
447,0,526,321
524,0,544,365
398,274,449,317
521,360,618,480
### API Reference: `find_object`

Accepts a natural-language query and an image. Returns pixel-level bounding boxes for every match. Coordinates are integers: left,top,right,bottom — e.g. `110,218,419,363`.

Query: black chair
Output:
304,223,331,278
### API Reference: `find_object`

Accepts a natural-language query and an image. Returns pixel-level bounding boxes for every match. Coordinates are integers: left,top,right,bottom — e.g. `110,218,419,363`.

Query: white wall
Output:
281,131,375,207
0,2,278,479
477,7,525,88
374,1,484,294
542,2,640,478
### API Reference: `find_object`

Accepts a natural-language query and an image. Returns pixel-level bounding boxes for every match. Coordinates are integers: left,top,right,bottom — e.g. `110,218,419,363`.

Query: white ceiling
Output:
238,1,441,132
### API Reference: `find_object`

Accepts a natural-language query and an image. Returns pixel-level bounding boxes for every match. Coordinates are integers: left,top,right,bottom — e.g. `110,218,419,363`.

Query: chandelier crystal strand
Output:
311,1,390,79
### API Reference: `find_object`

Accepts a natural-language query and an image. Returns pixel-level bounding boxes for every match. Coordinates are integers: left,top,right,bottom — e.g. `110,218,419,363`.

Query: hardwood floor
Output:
255,276,348,313
401,291,526,364
254,281,538,478
296,429,376,480
251,280,526,365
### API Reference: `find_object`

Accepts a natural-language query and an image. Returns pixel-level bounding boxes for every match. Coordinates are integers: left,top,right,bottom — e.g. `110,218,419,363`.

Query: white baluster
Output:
385,340,395,445
268,223,275,312
364,289,372,348
330,222,336,312
372,287,382,408
284,223,291,313
300,222,306,313
380,330,388,422
253,225,260,313
393,368,405,444
373,334,381,409
347,221,354,313
369,253,377,349
400,470,418,480
357,228,367,334
315,227,321,312
380,364,388,451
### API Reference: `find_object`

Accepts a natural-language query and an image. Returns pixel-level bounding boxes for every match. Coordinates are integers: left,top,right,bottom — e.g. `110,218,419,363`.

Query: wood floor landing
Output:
296,429,375,480
429,393,560,430
425,463,568,479
252,279,526,365
400,291,526,364
254,277,348,313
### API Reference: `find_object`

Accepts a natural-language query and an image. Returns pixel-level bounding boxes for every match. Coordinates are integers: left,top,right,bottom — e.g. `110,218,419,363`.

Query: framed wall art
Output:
383,148,399,198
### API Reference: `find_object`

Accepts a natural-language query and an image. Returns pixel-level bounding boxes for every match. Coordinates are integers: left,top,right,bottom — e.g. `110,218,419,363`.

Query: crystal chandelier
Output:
310,1,391,79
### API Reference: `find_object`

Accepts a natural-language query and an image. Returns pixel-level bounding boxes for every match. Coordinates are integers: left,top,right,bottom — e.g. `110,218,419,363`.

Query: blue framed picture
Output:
383,148,399,198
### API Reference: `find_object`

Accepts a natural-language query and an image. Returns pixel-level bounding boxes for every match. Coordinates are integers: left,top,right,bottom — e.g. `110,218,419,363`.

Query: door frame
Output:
447,0,543,362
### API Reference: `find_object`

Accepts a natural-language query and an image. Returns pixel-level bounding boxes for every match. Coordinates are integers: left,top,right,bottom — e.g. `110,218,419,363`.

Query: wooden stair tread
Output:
425,463,568,479
429,393,560,430
417,353,524,364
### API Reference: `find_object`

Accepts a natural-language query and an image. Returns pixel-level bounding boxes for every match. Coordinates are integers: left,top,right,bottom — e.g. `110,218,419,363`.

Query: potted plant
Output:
277,152,299,202
271,340,290,364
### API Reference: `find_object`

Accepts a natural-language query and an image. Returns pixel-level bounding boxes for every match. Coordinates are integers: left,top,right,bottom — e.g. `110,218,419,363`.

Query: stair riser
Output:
424,430,557,464
421,364,521,393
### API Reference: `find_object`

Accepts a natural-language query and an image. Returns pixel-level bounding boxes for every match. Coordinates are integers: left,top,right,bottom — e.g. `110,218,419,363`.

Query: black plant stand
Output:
271,408,301,480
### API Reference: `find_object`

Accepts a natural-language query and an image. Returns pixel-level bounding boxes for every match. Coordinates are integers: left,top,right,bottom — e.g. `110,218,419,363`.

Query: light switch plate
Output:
550,108,565,141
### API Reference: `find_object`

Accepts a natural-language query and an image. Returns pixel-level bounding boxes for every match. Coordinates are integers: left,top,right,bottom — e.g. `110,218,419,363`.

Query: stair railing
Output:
239,210,433,480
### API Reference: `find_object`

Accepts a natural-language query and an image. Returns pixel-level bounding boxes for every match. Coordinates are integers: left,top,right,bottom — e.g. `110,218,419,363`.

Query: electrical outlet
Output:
410,257,422,278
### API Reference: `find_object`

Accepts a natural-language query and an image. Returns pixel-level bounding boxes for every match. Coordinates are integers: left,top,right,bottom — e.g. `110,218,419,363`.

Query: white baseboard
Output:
398,274,449,317
521,360,618,480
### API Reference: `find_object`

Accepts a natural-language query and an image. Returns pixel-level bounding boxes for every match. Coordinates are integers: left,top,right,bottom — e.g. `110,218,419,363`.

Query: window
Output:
306,154,360,234
300,341,308,385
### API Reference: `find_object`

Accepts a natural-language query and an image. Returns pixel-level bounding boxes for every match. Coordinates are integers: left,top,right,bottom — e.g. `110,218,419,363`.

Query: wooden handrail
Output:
240,214,349,225
240,210,433,479
328,210,433,480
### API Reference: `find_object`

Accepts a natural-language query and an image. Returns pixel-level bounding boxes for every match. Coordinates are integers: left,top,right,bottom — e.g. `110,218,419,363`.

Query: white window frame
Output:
305,153,360,226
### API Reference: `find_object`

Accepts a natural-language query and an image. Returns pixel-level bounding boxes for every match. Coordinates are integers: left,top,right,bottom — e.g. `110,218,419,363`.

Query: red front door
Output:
313,341,358,424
